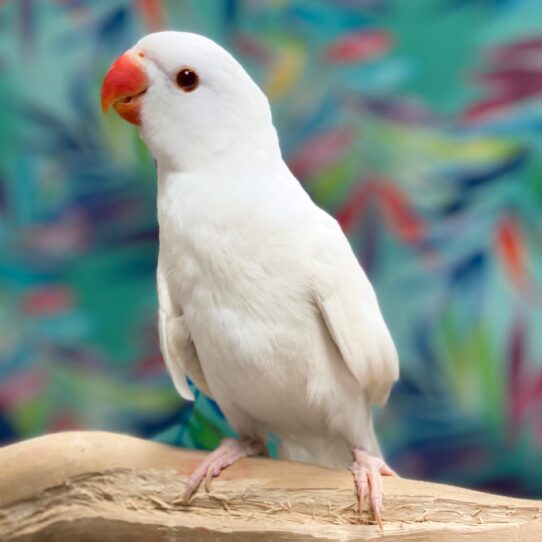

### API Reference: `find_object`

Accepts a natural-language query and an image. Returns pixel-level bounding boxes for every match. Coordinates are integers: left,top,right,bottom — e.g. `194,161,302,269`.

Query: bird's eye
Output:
176,68,199,92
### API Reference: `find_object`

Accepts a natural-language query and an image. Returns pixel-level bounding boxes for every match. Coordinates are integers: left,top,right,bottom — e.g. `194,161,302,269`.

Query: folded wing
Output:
157,264,211,401
311,217,399,406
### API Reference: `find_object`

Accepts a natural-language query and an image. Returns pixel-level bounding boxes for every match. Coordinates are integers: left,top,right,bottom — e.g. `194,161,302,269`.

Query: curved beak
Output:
101,50,148,126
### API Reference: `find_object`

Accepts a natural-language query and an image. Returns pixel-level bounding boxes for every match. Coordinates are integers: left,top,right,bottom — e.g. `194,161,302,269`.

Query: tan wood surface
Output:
0,431,540,541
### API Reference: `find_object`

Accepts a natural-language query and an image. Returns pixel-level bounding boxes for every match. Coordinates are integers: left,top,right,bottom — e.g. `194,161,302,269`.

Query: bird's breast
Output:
156,183,359,437
160,205,311,356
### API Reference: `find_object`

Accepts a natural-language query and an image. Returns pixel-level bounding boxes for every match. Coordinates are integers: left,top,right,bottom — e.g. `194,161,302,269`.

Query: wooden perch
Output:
0,431,540,541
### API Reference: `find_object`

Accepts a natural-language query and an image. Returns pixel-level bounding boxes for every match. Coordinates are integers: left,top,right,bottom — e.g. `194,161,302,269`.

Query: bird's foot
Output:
183,437,267,503
350,447,397,529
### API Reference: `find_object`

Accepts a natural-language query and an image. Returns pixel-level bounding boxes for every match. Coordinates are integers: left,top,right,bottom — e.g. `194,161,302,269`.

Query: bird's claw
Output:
350,447,396,529
372,495,383,530
182,437,266,502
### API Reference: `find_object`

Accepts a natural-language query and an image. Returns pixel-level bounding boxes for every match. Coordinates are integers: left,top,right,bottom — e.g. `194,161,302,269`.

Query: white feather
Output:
311,218,399,407
157,262,211,401
133,31,399,467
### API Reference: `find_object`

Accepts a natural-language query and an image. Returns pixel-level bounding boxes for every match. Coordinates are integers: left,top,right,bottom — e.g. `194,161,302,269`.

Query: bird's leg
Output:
350,447,397,529
183,437,267,502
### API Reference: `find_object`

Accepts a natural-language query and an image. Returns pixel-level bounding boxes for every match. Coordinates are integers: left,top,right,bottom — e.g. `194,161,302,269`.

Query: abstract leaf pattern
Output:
0,0,541,497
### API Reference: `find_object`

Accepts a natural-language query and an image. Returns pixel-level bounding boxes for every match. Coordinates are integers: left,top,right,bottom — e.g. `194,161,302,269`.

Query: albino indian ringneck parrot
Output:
101,31,399,526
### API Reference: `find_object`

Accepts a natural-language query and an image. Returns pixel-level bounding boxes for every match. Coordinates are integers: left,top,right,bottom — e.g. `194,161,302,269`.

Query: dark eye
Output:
176,68,199,92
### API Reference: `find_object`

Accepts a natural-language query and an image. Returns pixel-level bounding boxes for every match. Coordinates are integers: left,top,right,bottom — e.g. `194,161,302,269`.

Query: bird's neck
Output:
154,123,282,182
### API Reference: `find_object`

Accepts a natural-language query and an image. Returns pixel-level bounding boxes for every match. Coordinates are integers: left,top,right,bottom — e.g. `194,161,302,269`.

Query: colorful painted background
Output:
1,0,541,498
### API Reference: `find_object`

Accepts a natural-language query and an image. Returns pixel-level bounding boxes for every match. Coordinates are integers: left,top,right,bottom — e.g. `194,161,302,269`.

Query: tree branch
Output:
0,431,540,541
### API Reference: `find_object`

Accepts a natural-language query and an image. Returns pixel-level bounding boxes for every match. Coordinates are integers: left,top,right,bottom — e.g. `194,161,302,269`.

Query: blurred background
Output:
1,0,542,498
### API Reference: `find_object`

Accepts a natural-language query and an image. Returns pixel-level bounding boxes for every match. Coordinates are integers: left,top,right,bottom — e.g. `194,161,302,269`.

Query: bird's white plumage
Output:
158,307,194,401
157,262,213,400
133,31,399,468
311,219,399,406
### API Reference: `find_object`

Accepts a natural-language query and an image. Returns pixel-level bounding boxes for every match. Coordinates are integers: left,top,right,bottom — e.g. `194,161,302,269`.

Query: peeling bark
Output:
1,431,540,541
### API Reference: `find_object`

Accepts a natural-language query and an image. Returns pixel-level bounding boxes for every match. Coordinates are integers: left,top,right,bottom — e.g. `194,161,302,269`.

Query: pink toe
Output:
183,437,266,501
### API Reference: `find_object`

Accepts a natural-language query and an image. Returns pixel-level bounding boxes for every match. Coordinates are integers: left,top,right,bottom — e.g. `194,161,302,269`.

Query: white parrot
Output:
101,31,399,526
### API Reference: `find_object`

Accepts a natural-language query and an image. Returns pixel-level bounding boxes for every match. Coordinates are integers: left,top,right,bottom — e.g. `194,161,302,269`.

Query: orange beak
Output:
101,50,148,126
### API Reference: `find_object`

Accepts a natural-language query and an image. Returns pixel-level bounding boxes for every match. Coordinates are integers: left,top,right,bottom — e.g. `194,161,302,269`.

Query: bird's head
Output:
101,31,272,171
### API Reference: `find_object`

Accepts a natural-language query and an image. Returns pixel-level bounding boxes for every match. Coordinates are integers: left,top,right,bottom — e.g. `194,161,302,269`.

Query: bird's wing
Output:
157,263,211,401
311,216,399,406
